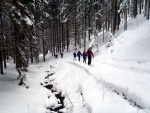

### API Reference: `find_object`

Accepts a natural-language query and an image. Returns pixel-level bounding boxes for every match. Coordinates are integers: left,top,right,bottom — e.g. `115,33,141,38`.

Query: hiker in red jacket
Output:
86,48,94,65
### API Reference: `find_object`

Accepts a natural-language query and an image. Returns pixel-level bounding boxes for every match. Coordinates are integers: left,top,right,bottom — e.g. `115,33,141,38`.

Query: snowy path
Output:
48,59,147,113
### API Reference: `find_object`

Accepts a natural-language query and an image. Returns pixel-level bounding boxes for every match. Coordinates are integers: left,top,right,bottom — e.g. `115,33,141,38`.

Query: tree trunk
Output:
0,11,3,74
139,0,141,14
42,17,45,62
30,36,33,63
105,4,108,32
0,49,3,74
61,23,63,52
2,35,6,68
12,35,16,63
88,0,91,41
111,0,116,35
116,1,119,30
103,23,104,42
145,0,148,16
88,16,91,41
141,0,144,9
66,22,69,52
147,0,150,19
84,1,87,51
134,0,138,18
0,10,6,69
124,5,127,30
74,0,77,48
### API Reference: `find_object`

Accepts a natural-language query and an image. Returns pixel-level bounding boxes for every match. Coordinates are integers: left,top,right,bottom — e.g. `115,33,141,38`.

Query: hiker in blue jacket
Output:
77,50,82,61
82,51,87,63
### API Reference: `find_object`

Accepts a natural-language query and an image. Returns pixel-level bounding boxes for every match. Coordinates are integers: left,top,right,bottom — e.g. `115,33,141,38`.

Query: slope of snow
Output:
93,17,150,111
0,15,150,113
0,61,52,113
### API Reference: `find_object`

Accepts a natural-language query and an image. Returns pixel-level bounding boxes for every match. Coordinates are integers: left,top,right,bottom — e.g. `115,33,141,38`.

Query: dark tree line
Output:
0,0,150,74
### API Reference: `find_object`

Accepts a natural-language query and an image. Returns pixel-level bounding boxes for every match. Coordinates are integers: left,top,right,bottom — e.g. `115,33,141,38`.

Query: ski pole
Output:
93,57,94,65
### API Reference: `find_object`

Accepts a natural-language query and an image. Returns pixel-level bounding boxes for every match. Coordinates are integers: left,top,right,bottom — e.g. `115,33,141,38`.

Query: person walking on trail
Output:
73,52,77,61
82,51,87,63
60,52,63,58
77,50,82,61
86,48,94,65
54,53,58,59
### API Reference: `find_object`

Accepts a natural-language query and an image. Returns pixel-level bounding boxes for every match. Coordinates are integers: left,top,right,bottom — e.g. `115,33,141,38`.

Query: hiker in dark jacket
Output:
54,53,58,59
73,52,77,61
77,50,82,61
60,52,63,58
82,51,87,63
86,48,94,65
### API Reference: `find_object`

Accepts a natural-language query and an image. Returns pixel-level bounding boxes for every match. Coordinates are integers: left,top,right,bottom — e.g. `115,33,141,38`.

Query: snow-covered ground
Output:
0,15,150,113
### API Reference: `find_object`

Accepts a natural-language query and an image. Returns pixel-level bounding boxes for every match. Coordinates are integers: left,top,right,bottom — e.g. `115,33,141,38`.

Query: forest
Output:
0,0,150,74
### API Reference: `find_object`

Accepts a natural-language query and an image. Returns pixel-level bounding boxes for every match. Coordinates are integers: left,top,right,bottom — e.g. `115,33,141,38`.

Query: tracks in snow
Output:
67,61,146,111
42,60,148,113
96,58,150,74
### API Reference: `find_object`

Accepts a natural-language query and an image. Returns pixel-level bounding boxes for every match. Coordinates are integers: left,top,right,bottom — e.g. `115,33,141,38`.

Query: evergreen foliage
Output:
0,0,149,74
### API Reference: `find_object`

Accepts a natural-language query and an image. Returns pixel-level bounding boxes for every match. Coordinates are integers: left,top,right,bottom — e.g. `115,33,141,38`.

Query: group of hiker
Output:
53,48,94,65
54,52,63,59
73,48,94,65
